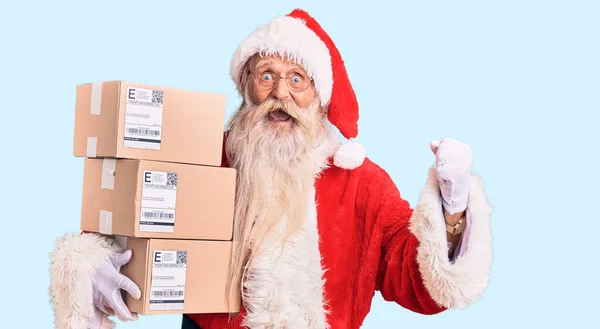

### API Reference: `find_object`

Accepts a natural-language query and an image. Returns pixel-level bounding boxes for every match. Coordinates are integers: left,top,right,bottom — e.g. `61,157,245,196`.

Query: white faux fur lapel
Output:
240,126,338,329
240,184,329,329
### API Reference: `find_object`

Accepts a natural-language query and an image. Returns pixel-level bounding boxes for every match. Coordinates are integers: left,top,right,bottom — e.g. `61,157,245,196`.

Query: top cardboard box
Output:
74,80,226,166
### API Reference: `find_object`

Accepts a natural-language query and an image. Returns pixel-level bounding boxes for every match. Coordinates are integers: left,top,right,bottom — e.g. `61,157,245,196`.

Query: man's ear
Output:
238,66,250,92
237,55,256,93
316,93,326,114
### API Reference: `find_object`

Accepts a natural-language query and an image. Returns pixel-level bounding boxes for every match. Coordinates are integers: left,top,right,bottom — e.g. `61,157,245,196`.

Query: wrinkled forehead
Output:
248,53,308,73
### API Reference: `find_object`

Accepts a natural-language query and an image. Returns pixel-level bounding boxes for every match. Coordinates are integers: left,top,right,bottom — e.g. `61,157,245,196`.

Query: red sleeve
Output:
369,167,447,315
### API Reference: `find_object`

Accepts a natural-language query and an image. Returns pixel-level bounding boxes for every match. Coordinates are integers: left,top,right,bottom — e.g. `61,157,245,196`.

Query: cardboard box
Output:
80,158,236,240
118,236,241,314
73,80,226,166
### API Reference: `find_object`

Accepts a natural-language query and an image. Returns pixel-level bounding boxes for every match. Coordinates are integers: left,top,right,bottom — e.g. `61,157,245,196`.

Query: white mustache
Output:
257,98,303,121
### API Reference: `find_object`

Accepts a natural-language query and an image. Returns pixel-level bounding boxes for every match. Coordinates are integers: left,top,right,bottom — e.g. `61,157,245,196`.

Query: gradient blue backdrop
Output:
1,0,598,328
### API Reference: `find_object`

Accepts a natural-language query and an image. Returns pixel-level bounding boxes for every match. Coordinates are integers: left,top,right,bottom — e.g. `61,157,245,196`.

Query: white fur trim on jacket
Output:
49,232,122,329
409,167,493,309
240,131,336,329
230,15,333,106
241,184,329,329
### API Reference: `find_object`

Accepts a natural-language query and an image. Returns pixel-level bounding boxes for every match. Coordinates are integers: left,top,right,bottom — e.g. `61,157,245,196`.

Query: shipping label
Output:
124,87,164,150
140,170,178,233
149,250,187,310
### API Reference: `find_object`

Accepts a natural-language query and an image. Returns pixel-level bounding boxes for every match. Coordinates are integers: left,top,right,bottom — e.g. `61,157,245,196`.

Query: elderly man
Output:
49,8,493,329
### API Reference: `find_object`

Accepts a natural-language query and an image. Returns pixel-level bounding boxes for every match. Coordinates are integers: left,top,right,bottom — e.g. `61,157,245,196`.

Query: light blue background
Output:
1,0,598,328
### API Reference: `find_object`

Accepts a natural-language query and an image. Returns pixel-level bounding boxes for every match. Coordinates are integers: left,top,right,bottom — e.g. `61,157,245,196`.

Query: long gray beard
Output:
224,96,326,279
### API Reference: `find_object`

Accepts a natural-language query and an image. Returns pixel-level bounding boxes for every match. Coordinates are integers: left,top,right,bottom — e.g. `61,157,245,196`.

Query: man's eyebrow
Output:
255,59,273,68
254,58,303,70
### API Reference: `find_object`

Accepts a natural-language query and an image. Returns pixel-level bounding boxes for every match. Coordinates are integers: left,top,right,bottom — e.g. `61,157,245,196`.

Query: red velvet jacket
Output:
186,135,447,329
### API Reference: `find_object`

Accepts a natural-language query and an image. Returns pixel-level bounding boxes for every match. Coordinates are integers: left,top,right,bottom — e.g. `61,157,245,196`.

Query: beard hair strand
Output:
223,95,327,308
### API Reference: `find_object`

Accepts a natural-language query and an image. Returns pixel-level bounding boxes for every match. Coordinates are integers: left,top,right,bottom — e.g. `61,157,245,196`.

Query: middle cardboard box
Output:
81,158,236,240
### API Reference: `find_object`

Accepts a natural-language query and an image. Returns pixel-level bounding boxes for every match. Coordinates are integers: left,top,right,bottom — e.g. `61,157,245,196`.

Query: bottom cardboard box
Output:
119,236,241,314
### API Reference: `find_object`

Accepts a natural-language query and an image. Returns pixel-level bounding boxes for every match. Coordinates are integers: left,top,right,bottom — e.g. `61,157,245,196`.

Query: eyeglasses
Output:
250,67,314,92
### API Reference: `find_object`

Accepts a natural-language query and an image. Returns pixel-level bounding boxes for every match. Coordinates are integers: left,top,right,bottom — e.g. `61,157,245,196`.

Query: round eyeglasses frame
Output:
250,70,314,93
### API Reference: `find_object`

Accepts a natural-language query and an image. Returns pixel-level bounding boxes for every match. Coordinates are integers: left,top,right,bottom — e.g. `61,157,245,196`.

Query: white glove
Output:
430,137,473,214
90,250,141,328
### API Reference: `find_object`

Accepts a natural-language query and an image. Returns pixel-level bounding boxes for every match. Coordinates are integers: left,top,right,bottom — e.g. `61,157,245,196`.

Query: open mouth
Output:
267,109,292,123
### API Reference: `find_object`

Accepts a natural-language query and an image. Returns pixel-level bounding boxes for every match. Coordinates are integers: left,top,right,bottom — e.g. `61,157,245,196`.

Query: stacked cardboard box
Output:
73,80,241,315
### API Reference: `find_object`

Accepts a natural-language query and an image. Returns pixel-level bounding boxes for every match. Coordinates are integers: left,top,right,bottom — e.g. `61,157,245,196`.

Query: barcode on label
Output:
126,128,160,136
152,90,164,104
152,290,184,297
177,250,187,265
143,212,174,219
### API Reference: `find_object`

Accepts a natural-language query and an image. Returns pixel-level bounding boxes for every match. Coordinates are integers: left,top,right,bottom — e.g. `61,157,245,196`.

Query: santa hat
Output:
230,8,366,170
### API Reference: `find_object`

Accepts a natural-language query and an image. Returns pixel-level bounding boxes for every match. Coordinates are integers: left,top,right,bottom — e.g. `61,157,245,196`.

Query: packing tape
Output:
99,210,113,235
90,82,102,115
87,137,98,157
101,159,116,190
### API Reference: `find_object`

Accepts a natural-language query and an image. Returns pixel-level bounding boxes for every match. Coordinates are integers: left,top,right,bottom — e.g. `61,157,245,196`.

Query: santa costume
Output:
49,9,493,329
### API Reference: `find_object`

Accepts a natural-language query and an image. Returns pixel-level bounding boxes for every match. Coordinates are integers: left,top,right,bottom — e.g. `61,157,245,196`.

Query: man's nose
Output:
271,78,292,100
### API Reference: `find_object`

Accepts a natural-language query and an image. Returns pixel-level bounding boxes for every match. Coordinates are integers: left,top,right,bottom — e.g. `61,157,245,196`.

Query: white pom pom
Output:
333,140,366,170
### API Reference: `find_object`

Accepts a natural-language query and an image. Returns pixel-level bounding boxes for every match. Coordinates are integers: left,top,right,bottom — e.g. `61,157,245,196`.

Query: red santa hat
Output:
230,8,366,170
